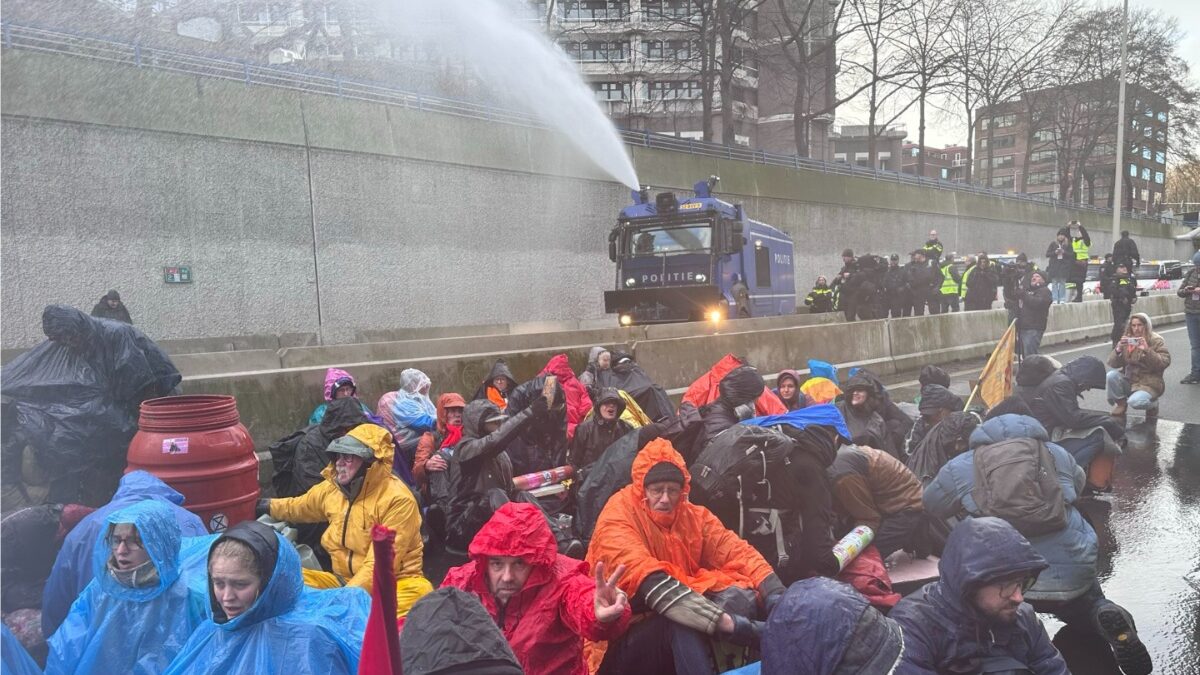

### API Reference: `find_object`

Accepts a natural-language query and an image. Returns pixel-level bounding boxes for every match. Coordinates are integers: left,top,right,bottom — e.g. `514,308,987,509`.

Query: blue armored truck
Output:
604,177,796,325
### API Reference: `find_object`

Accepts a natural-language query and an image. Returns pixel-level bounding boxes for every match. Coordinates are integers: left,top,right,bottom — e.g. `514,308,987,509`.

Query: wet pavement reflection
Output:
1048,419,1200,675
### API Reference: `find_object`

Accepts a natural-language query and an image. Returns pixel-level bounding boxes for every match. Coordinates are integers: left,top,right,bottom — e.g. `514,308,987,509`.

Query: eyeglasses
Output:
998,576,1037,598
645,485,682,500
108,536,144,551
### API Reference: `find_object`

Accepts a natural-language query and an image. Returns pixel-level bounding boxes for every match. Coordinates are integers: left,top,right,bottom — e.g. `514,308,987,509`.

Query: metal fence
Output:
1,21,1184,227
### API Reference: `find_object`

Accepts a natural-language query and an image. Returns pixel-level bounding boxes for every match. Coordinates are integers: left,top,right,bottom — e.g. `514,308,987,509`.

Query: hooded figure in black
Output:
595,352,675,422
472,360,519,407
835,374,888,451
848,369,913,459
774,422,845,580
500,376,568,475
691,366,765,460
1014,355,1060,408
399,587,523,675
90,290,133,324
882,254,911,318
2,305,180,505
906,411,980,487
907,384,964,454
569,388,633,477
1030,356,1125,470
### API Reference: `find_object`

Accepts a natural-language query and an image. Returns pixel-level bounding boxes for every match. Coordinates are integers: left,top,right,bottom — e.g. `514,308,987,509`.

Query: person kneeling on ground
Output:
1107,312,1171,420
444,386,582,556
433,502,631,675
922,414,1151,675
758,577,903,674
163,520,369,674
46,501,206,674
828,444,933,559
587,440,785,675
258,422,431,616
890,517,1069,674
1030,356,1126,493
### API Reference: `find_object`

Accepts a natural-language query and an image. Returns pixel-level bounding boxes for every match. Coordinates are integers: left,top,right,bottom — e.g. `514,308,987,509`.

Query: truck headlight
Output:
619,314,633,326
695,273,707,283
708,309,722,323
625,278,636,288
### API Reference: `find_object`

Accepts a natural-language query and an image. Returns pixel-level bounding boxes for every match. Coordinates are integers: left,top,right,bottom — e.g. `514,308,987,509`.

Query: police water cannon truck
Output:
604,177,796,326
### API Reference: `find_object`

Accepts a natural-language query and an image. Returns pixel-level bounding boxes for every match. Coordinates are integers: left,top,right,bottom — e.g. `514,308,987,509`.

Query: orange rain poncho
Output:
584,439,775,670
801,376,843,404
682,354,787,416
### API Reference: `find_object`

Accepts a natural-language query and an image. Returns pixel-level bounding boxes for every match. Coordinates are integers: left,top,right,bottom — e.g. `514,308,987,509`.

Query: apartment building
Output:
830,125,907,171
973,83,1169,212
902,143,969,182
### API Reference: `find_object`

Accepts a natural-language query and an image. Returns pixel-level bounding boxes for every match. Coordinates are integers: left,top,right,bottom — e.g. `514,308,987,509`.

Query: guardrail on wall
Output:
1,20,1183,227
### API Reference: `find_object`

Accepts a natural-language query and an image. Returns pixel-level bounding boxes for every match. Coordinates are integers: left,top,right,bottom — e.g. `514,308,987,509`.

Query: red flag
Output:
358,525,401,675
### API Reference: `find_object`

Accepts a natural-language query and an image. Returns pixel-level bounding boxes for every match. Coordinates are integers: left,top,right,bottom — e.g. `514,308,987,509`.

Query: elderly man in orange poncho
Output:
585,439,786,675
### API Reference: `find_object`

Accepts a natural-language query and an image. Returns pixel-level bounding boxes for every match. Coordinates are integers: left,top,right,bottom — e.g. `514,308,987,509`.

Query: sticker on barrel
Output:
162,437,189,454
208,512,228,532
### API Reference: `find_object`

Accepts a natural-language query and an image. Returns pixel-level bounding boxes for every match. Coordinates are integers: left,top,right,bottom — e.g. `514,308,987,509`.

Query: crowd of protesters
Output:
5,307,1177,674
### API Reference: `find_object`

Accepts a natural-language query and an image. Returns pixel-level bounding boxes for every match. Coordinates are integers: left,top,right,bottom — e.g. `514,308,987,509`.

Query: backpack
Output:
971,438,1067,537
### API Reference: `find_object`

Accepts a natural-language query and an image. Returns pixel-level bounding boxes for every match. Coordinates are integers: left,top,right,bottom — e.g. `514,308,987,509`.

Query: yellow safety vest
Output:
959,266,974,298
940,263,959,295
1072,238,1089,261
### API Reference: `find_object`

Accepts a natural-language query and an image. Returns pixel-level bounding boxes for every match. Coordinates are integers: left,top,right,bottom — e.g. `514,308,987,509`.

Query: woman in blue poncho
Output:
379,368,437,473
163,520,369,675
45,500,206,675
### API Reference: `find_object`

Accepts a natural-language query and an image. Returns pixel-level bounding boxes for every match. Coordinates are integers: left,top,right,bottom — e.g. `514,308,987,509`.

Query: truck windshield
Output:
629,223,712,255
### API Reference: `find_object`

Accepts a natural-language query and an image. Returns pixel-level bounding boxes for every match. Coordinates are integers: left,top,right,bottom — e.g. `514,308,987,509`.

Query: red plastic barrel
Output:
126,395,259,533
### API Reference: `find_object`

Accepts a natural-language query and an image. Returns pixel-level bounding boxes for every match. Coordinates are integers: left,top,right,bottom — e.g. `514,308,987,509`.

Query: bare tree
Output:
891,0,958,175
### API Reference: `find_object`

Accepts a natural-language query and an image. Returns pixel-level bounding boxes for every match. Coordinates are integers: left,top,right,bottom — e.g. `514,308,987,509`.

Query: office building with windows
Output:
830,125,907,171
902,143,969,181
972,83,1169,212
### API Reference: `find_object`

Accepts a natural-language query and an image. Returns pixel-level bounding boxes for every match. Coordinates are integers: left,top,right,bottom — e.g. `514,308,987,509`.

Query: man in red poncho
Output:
432,502,631,675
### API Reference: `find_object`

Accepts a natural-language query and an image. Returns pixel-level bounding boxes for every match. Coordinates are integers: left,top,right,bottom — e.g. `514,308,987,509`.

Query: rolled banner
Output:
831,525,875,572
512,465,574,492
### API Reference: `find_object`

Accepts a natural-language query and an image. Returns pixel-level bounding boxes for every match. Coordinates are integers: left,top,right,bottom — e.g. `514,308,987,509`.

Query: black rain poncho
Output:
501,376,568,475
594,353,675,422
1,306,181,486
399,587,523,675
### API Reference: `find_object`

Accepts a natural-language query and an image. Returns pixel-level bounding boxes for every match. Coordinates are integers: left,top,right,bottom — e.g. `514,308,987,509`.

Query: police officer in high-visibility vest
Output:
938,253,963,313
805,275,835,313
1109,262,1138,346
922,229,944,267
1069,220,1091,303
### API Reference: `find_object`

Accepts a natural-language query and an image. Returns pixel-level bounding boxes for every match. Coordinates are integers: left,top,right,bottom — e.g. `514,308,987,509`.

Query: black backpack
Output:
971,437,1067,537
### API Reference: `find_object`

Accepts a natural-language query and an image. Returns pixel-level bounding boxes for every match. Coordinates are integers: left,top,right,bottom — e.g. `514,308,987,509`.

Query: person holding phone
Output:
1106,313,1172,420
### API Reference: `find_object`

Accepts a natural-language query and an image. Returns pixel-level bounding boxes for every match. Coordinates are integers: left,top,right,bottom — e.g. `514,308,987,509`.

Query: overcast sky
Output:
839,0,1200,151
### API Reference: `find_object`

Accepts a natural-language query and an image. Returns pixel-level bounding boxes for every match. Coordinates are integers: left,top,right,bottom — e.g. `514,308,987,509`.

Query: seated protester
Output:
570,388,635,478
379,369,437,470
1015,355,1061,409
692,365,768,460
259,423,431,617
578,347,612,394
916,365,951,398
500,375,570,475
399,588,523,675
445,391,580,554
596,352,676,422
804,276,835,314
473,359,519,411
923,414,1151,675
163,521,369,675
587,440,786,675
906,384,964,454
890,517,1069,675
772,369,808,411
3,625,40,675
828,444,928,559
309,368,372,427
437,503,631,675
760,577,904,675
1107,312,1171,420
852,369,915,458
42,471,206,638
412,393,466,499
906,411,980,486
539,354,593,441
1030,356,1126,481
835,373,888,452
46,501,206,675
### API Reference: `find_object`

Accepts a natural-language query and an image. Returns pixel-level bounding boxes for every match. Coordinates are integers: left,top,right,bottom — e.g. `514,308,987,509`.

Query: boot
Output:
1086,454,1115,494
1181,372,1200,385
1111,400,1127,417
1095,603,1153,675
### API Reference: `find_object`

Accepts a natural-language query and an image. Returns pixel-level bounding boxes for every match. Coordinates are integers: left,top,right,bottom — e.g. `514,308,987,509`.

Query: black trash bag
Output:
688,425,798,509
1,504,64,612
501,376,567,476
595,353,675,422
660,402,705,461
573,429,642,544
1,306,181,499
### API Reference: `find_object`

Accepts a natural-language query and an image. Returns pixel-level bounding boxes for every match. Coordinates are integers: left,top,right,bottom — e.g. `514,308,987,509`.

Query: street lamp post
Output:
1110,0,1130,241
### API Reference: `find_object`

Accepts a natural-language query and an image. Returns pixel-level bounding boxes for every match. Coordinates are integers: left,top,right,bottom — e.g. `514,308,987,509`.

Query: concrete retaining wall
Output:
181,296,1185,454
3,49,1193,349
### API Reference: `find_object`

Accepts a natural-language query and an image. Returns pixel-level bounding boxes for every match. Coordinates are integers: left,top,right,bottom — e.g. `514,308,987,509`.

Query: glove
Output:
726,614,764,648
255,498,271,518
529,394,550,417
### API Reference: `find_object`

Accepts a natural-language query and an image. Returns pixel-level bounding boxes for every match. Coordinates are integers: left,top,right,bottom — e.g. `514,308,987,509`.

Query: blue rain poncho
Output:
42,470,207,637
163,522,370,675
742,403,852,440
45,500,206,675
390,368,436,433
2,625,40,675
